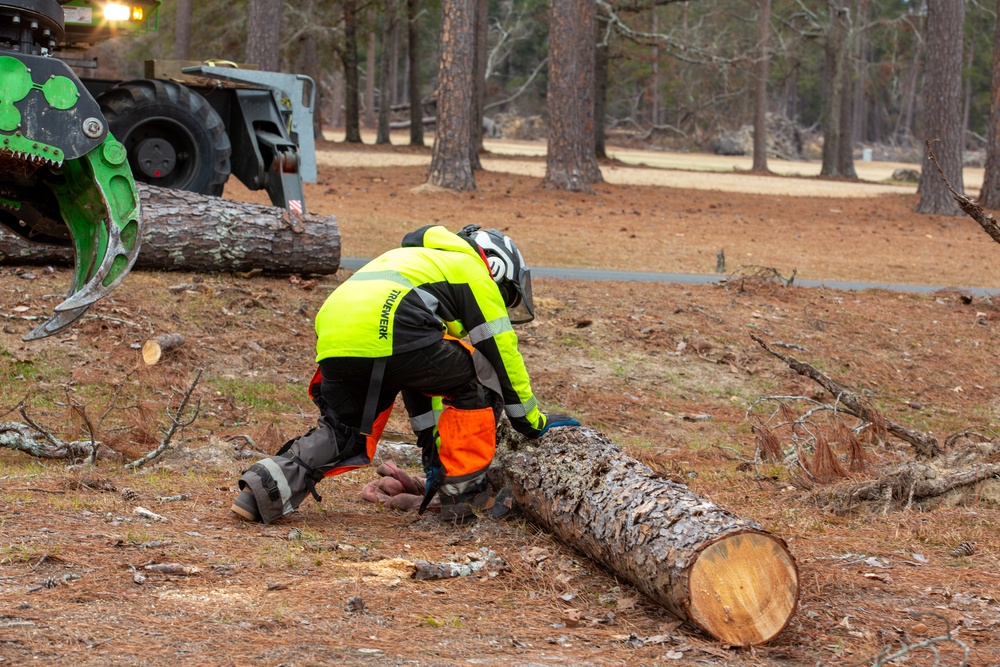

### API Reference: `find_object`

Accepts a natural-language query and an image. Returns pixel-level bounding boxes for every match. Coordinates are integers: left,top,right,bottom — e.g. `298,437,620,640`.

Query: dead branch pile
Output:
750,335,1000,512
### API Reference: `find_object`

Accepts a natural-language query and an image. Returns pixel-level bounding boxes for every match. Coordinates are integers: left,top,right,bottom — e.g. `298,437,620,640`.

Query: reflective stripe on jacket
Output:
314,225,544,437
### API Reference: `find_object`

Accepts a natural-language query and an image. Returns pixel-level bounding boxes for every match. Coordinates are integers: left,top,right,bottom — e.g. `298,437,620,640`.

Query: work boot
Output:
231,490,261,522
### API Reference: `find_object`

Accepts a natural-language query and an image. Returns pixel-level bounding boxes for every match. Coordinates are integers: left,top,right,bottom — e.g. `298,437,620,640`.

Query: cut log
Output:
490,423,799,646
0,184,341,275
142,333,185,365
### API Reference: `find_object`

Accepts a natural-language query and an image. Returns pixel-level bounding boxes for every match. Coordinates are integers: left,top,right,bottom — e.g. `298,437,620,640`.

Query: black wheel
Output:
98,79,231,196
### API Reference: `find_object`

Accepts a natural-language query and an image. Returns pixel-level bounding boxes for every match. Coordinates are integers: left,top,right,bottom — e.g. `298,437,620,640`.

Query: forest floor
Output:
2,136,1000,667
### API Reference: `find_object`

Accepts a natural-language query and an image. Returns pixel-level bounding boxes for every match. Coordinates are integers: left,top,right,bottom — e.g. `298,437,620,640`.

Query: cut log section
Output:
490,423,798,646
0,184,341,275
142,333,185,365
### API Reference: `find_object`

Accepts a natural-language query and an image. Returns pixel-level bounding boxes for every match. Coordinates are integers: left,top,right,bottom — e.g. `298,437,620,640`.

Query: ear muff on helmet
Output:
498,280,521,309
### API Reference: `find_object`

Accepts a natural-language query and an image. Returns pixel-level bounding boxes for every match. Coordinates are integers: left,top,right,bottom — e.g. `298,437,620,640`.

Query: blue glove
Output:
538,412,581,437
423,465,443,494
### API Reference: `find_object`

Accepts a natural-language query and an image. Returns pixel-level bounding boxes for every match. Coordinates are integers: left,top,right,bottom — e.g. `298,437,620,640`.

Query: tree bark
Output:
751,0,771,173
469,0,488,170
342,0,363,143
594,15,609,160
406,0,425,146
0,185,341,275
820,1,853,178
916,0,965,215
173,0,193,61
490,423,799,646
981,0,1000,209
376,2,397,145
543,0,603,193
426,0,476,191
365,7,377,129
245,0,283,71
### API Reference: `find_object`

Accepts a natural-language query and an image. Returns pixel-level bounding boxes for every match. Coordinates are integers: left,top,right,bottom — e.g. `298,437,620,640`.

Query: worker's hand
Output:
424,465,443,494
538,412,581,437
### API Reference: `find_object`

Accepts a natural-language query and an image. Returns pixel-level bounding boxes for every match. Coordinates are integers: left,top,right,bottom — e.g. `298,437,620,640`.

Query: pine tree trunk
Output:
376,4,396,145
751,0,771,173
820,1,850,177
0,185,341,275
365,8,377,129
427,0,476,191
981,0,1000,209
917,0,965,215
245,0,282,71
407,0,425,146
342,0,363,143
173,0,193,61
543,0,603,192
469,0,488,170
490,424,799,646
594,16,609,160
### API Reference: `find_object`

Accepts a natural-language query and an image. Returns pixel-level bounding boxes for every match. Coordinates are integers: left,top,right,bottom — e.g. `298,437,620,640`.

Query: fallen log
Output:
0,184,340,274
490,423,799,646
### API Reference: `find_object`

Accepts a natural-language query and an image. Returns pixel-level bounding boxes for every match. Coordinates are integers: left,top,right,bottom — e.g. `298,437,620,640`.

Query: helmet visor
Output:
507,266,534,324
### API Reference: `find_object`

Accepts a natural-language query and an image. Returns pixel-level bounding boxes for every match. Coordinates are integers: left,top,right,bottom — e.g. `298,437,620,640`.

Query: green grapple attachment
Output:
0,4,142,341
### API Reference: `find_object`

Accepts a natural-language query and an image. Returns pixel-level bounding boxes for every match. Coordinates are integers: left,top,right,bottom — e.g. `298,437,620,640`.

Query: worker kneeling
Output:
232,225,579,525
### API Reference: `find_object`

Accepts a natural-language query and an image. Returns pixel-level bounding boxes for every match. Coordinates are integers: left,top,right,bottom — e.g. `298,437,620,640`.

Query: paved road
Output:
339,258,1000,296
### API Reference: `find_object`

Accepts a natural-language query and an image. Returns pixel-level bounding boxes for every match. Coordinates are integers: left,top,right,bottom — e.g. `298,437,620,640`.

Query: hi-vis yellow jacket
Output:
314,225,545,437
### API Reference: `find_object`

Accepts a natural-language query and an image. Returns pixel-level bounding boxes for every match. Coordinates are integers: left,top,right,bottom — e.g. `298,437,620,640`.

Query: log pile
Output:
490,422,799,646
0,184,341,275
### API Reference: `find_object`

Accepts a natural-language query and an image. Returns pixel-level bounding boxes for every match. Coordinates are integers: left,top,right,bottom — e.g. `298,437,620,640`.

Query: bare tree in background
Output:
173,0,192,60
543,0,602,193
407,0,424,146
342,0,363,143
427,0,476,191
595,12,609,160
377,1,397,145
470,0,488,169
245,0,282,71
365,6,377,129
820,0,856,178
981,0,1000,209
751,0,771,173
917,0,964,215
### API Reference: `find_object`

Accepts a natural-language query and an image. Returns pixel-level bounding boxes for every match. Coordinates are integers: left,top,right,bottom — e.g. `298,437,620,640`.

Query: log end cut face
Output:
687,531,798,646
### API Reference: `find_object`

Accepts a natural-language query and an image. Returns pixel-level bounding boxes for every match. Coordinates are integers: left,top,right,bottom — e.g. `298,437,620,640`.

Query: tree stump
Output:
490,423,799,646
142,333,185,365
0,184,341,274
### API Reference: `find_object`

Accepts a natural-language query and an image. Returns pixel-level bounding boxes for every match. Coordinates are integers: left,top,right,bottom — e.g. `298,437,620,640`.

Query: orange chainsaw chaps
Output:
436,405,496,478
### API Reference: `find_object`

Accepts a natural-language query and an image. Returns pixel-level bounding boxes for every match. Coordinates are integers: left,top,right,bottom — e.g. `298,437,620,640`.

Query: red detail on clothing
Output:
476,245,490,270
437,405,496,478
322,404,393,478
308,365,323,402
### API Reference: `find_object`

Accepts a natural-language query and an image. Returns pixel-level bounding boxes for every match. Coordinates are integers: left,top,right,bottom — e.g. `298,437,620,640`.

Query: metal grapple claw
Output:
47,137,141,315
0,51,142,341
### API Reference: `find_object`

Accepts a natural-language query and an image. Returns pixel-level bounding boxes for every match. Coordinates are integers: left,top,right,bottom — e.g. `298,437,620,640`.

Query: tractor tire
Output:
98,79,231,196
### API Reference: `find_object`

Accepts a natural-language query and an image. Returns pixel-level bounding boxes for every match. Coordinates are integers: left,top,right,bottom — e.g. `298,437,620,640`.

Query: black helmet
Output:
459,225,535,323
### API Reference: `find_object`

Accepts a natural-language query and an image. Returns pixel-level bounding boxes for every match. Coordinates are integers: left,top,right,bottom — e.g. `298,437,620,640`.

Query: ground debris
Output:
133,507,168,522
411,548,508,580
142,563,200,576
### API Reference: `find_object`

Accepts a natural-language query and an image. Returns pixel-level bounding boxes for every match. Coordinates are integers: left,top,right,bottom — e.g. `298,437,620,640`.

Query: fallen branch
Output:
411,549,507,580
829,611,970,667
1,421,98,459
124,369,203,470
927,139,1000,244
750,334,942,457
